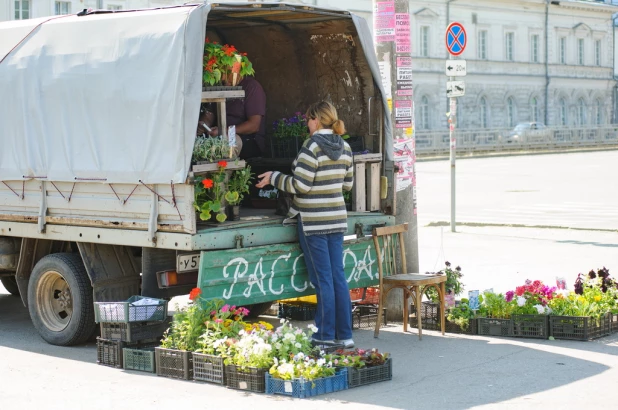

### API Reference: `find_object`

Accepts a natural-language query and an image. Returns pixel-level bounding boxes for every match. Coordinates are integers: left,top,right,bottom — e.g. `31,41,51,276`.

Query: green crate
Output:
512,315,549,339
94,296,168,323
123,347,156,373
478,318,513,337
549,313,611,341
410,317,478,335
347,358,392,388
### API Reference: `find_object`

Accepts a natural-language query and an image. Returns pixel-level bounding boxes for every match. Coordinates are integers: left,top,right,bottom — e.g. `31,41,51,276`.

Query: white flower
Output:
533,304,544,315
295,342,301,348
285,333,295,341
545,306,552,314
317,358,326,367
307,324,318,333
275,342,282,349
297,352,305,360
280,318,286,324
517,296,526,307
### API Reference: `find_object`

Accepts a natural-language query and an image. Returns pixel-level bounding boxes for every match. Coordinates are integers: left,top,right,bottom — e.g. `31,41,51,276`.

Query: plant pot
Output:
250,198,277,209
227,205,240,221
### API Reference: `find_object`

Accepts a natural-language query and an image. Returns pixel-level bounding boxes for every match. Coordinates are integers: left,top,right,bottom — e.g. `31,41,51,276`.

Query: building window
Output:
577,98,586,125
595,100,603,125
578,38,584,65
505,32,514,61
14,0,30,20
55,1,71,15
479,97,488,128
420,26,429,57
559,98,567,126
418,96,430,130
107,5,123,10
478,30,487,60
531,34,539,63
507,97,516,127
531,97,539,122
595,40,601,66
559,37,566,64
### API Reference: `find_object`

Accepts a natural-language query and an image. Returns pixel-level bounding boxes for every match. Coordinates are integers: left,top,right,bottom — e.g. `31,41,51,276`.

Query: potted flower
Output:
324,348,391,388
223,327,275,393
203,38,255,89
505,279,555,339
270,112,309,158
194,160,229,223
225,166,254,221
477,291,514,337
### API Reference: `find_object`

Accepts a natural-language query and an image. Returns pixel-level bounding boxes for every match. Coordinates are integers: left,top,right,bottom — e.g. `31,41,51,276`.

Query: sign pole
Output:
449,57,456,233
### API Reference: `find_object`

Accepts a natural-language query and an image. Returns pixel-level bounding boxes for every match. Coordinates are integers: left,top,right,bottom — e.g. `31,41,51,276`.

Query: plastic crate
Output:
549,313,611,341
347,358,392,388
94,296,168,323
155,347,193,380
278,302,317,321
512,315,549,339
611,313,618,333
410,317,478,335
123,347,156,373
192,353,225,384
351,305,387,330
349,287,380,305
100,320,170,343
96,337,124,368
478,318,513,337
265,368,348,398
224,365,267,393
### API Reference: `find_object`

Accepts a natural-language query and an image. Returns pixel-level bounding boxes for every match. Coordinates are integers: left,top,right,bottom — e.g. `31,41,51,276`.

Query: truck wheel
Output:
244,301,274,318
28,253,96,346
1,276,20,296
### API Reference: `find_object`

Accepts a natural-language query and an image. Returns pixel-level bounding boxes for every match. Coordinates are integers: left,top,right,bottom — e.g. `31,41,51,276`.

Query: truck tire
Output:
1,276,20,296
244,301,274,318
28,253,96,346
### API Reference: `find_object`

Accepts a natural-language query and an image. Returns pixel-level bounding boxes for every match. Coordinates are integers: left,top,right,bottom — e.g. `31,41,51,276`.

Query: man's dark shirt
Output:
226,76,266,154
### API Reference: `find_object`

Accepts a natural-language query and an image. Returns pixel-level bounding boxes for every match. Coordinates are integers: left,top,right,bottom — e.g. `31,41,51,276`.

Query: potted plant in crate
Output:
324,348,391,389
477,291,514,337
271,112,310,158
505,280,554,339
225,166,254,221
417,262,464,326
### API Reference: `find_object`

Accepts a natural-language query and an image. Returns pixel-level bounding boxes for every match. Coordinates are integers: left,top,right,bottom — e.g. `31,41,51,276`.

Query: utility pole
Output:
373,0,419,321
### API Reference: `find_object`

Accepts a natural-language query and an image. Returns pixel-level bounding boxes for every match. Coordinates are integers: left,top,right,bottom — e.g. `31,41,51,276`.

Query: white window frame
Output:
505,32,514,61
559,99,567,126
577,98,586,125
14,0,30,20
531,34,539,63
595,100,603,125
507,97,516,127
418,96,430,130
420,26,429,58
479,97,488,128
595,40,601,66
55,1,71,15
577,38,584,65
478,30,488,60
559,37,566,65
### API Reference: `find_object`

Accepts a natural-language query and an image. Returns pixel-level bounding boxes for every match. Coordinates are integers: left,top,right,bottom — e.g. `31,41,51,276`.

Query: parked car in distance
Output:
500,122,553,143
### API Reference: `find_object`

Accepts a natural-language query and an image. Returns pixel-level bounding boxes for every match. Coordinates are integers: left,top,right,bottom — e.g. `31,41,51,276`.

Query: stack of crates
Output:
94,296,169,372
350,287,387,330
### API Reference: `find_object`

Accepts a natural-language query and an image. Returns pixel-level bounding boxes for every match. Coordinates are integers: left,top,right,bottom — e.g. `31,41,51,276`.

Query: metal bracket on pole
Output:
38,181,47,234
147,184,159,244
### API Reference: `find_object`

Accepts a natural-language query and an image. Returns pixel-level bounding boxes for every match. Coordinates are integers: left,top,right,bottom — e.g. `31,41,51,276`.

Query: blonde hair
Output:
306,101,346,136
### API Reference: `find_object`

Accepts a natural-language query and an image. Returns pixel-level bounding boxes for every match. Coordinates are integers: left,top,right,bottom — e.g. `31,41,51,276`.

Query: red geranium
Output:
218,160,228,168
189,287,202,301
222,44,237,57
202,178,214,189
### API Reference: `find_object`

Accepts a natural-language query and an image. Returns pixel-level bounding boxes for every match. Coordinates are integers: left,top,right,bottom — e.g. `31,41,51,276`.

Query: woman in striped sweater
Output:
255,101,355,347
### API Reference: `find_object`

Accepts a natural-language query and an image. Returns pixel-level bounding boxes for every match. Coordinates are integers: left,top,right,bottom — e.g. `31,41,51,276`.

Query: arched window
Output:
480,97,488,128
507,97,516,127
577,98,587,126
559,98,567,126
531,97,539,122
595,99,603,125
418,96,430,130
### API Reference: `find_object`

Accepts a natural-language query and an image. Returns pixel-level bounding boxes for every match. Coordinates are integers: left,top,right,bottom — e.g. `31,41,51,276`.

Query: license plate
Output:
177,253,201,273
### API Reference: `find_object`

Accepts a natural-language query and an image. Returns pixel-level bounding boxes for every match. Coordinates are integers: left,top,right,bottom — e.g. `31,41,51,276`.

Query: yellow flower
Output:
594,295,602,302
577,296,586,303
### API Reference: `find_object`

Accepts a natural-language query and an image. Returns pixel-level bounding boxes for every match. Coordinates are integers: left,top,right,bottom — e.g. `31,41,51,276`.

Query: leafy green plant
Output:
226,166,254,206
192,135,231,163
479,291,513,319
203,39,255,87
226,328,274,370
426,262,464,303
446,299,476,330
194,161,229,222
269,354,336,381
324,348,390,369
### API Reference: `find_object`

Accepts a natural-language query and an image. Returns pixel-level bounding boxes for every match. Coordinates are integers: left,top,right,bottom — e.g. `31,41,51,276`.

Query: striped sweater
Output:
271,133,354,235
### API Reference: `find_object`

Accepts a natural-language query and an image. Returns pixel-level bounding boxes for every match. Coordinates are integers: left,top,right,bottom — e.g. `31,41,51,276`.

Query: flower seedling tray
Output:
192,353,225,385
512,315,549,339
347,358,392,388
155,347,193,380
478,318,513,337
351,304,387,330
224,365,267,393
549,313,611,341
96,337,124,368
99,319,170,343
94,296,168,323
265,368,348,398
410,317,478,335
123,346,157,373
278,302,317,321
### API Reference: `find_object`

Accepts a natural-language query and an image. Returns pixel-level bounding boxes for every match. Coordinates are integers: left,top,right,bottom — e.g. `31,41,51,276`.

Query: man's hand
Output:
208,126,219,137
196,122,208,136
255,172,273,188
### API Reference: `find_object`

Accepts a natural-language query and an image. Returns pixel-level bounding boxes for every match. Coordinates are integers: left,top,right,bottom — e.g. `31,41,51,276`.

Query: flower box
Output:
477,318,513,337
351,304,387,330
549,313,611,341
192,353,225,385
224,365,267,393
346,358,392,388
512,315,549,339
94,296,168,323
409,317,478,335
278,302,317,321
265,368,348,398
99,319,170,343
155,347,193,380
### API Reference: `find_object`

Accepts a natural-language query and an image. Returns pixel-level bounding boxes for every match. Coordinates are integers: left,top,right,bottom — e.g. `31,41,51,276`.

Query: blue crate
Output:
265,368,348,398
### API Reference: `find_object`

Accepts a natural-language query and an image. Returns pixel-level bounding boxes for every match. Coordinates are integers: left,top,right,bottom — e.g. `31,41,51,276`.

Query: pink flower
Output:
505,290,515,302
215,318,223,324
210,310,216,316
515,286,525,297
221,305,229,313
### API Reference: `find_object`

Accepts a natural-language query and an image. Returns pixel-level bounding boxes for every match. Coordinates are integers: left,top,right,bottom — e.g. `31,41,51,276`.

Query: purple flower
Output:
505,290,514,302
574,274,584,295
588,270,597,279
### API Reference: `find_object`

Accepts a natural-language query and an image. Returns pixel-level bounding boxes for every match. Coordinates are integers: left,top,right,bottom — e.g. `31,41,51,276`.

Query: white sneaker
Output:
335,339,354,348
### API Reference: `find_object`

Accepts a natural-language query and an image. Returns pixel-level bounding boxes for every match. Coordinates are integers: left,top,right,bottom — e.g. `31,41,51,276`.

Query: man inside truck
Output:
196,73,267,159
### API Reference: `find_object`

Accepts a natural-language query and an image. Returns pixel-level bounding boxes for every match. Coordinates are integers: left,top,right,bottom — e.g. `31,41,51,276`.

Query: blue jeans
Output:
297,221,353,341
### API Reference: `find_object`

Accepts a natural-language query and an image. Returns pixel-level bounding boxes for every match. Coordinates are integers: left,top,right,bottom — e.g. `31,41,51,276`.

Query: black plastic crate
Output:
270,137,299,159
512,315,549,339
420,301,441,322
478,318,513,337
155,347,193,380
94,296,168,323
278,302,317,321
224,365,267,393
192,353,225,384
549,313,611,341
96,337,124,368
347,358,392,388
611,313,618,333
100,320,170,343
351,304,387,330
123,347,156,373
410,317,478,335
